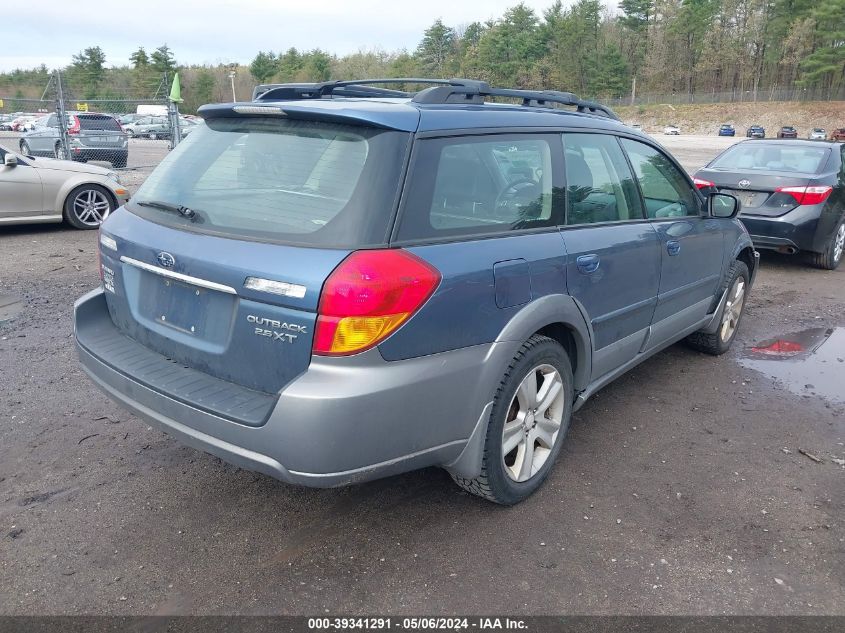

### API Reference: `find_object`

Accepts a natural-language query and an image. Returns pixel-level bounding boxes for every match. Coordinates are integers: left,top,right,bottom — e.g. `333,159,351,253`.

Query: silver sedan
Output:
0,145,130,229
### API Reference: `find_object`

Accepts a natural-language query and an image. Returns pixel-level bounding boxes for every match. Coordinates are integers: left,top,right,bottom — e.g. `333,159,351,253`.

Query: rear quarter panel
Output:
379,231,570,360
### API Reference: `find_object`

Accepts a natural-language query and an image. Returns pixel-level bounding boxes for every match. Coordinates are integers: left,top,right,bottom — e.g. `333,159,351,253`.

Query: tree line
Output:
1,0,843,111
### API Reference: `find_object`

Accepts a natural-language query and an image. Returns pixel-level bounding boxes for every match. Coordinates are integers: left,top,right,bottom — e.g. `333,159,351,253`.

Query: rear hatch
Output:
98,109,412,395
76,114,125,148
698,143,831,217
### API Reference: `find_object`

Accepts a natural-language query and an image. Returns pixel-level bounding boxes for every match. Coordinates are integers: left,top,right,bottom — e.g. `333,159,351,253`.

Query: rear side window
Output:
709,144,830,174
79,115,122,131
620,138,699,218
562,133,643,225
129,117,410,247
396,135,562,241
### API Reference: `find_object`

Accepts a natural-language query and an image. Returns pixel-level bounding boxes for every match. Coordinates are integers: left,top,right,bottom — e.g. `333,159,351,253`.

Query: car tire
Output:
20,141,31,155
686,260,750,355
451,334,573,505
126,129,135,137
149,132,158,140
810,216,845,271
112,155,127,169
63,184,115,230
54,143,69,161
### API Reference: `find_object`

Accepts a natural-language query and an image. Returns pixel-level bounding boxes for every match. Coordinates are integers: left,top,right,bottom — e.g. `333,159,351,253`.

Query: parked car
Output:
179,119,203,137
74,79,757,505
777,125,798,139
746,125,766,138
123,116,170,139
718,124,736,136
21,116,47,132
829,128,845,142
4,115,38,132
118,113,145,126
694,139,845,269
19,112,128,168
809,128,827,140
0,144,129,229
663,125,680,135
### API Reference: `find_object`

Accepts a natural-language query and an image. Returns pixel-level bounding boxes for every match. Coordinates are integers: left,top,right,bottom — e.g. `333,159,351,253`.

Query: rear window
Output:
709,144,829,174
78,115,122,131
128,117,410,247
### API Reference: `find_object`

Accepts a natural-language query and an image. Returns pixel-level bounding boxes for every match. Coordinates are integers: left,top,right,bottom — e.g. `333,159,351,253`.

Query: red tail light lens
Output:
313,249,441,356
775,185,832,205
693,177,715,190
67,115,80,135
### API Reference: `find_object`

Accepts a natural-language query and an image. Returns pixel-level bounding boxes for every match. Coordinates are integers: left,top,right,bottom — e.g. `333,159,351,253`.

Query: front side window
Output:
396,135,561,241
129,116,410,247
620,138,699,218
562,133,642,225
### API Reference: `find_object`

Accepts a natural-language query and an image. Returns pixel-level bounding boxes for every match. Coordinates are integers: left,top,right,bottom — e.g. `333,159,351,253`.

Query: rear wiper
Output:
135,199,199,220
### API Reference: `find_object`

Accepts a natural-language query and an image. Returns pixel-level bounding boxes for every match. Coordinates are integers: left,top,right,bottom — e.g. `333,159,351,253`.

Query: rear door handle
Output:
666,240,681,256
576,254,600,274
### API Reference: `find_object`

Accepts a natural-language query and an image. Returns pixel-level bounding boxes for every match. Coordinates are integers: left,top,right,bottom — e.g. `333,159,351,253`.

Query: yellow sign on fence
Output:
76,103,88,112
0,99,4,108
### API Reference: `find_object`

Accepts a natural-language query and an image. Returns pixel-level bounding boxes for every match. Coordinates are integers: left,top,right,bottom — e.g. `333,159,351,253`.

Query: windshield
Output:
710,144,829,174
129,116,410,247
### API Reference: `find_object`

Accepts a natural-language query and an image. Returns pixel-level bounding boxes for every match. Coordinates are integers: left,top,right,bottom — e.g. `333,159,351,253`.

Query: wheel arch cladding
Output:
736,245,757,281
495,294,592,392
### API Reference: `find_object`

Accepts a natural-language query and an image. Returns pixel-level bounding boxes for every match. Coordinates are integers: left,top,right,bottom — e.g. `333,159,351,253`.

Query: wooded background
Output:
1,0,843,112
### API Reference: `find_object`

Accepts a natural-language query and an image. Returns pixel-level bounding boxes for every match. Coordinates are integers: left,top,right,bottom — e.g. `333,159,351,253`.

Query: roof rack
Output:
253,78,619,120
411,81,619,120
253,79,462,101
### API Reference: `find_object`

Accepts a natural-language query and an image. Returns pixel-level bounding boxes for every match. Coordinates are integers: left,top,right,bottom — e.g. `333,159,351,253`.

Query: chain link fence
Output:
0,71,192,193
601,85,845,108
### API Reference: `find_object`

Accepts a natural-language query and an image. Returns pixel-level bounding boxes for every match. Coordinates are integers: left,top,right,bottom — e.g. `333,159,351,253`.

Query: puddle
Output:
739,327,845,405
0,293,24,324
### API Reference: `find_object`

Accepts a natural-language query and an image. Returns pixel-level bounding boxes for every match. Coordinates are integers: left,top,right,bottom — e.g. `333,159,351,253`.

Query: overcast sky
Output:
0,0,614,73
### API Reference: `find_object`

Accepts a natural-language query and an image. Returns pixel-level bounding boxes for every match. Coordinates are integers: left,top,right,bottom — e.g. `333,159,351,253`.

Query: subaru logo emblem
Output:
157,252,176,268
738,179,751,189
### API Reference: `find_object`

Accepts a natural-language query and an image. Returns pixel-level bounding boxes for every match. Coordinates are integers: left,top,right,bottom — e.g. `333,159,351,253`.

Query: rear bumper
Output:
71,147,127,162
74,289,498,487
740,204,825,252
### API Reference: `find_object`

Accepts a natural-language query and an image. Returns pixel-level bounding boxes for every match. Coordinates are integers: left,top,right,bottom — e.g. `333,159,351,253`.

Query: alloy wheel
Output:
501,364,565,482
720,276,746,343
72,189,111,227
833,223,845,264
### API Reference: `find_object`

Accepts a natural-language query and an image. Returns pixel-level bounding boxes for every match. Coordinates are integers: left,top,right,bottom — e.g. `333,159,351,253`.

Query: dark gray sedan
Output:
695,139,845,269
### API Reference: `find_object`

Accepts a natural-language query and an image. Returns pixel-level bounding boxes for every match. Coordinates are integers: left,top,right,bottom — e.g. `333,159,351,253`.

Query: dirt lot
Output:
0,138,843,616
615,100,845,137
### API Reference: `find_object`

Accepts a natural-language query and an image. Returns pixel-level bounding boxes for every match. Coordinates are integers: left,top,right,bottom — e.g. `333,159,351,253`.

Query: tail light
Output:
67,115,80,135
313,249,441,356
775,185,832,205
693,177,715,190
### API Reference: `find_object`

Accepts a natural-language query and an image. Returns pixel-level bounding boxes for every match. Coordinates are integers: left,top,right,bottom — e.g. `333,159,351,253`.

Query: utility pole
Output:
55,71,71,161
228,68,237,102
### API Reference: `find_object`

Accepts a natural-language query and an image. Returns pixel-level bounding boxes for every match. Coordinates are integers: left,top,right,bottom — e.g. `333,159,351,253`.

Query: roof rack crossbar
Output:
253,78,487,101
411,84,619,120
252,78,619,120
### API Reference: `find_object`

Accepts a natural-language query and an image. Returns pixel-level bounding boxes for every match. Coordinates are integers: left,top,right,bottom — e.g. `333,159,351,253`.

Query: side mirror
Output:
709,192,740,219
4,154,17,167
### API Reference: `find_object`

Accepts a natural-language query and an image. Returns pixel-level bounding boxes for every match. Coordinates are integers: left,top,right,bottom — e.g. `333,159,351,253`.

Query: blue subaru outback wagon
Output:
75,79,758,504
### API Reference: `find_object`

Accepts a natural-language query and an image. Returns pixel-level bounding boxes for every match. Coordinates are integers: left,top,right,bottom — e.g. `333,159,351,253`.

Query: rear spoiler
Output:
196,102,420,132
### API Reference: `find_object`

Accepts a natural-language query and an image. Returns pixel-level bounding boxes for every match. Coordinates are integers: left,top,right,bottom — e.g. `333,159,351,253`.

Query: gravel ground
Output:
0,137,843,616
